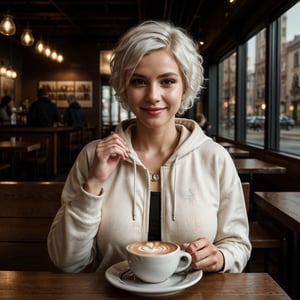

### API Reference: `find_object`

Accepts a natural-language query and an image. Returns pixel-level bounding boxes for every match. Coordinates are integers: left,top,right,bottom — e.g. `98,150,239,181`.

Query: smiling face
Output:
126,49,185,130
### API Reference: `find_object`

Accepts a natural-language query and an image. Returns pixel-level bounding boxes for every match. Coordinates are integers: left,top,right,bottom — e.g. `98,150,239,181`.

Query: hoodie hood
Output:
114,118,211,221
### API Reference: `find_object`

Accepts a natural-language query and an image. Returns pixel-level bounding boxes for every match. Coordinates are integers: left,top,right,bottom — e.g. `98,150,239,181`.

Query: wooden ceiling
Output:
0,0,297,54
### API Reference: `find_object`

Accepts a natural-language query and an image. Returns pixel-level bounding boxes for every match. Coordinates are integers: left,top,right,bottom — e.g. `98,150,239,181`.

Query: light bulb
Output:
57,54,64,63
51,50,58,60
0,62,7,75
0,14,16,36
21,28,35,46
44,46,52,57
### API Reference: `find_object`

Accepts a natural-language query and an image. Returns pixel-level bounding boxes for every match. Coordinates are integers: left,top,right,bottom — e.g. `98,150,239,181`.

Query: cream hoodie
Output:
47,118,251,273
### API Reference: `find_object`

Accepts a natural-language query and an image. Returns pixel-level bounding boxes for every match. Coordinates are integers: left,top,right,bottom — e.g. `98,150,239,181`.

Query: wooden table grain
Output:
0,271,290,299
233,158,286,175
0,140,41,152
254,192,300,300
228,148,250,158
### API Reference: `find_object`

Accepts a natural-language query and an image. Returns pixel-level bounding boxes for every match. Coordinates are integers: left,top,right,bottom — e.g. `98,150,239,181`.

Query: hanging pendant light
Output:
0,13,16,36
0,61,7,76
21,26,35,46
57,54,64,63
44,45,52,57
35,38,45,53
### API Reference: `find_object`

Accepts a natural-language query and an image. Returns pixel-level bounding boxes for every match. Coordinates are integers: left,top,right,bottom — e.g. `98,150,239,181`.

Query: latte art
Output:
128,241,177,255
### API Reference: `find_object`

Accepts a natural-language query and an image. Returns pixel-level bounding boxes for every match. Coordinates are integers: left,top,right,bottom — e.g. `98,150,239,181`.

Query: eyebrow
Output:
131,72,179,79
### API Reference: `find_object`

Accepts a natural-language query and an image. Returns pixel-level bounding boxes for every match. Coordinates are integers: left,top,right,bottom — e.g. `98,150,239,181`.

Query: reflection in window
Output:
245,29,266,146
218,52,236,139
280,2,300,156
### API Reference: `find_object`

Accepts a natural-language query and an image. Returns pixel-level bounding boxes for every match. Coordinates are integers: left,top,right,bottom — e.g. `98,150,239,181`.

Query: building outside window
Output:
280,1,300,156
218,52,236,139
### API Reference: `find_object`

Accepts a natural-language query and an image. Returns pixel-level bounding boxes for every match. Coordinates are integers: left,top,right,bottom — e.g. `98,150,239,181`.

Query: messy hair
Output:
110,20,204,114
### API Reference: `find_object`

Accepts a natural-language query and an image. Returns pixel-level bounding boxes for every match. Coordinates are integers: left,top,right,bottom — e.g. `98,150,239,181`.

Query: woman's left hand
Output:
181,238,224,272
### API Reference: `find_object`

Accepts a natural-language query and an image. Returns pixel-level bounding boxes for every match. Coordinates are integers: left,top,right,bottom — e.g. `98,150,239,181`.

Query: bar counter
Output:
0,126,83,176
0,271,290,299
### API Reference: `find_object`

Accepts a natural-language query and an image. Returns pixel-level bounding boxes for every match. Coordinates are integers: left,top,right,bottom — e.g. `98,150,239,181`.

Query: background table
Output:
0,271,290,299
0,140,40,178
228,148,250,158
234,158,286,219
254,191,300,300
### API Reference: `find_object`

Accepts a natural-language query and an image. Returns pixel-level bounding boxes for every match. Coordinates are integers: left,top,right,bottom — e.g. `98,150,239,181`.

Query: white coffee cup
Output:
126,241,192,283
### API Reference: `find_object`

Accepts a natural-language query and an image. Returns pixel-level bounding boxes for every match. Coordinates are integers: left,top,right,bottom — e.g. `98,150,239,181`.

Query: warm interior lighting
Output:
57,54,64,63
51,50,58,60
11,70,17,78
44,46,52,57
0,13,16,36
261,103,266,110
5,66,14,78
289,104,294,112
21,28,35,46
35,39,64,63
100,50,113,75
199,40,205,46
0,62,7,75
36,39,44,53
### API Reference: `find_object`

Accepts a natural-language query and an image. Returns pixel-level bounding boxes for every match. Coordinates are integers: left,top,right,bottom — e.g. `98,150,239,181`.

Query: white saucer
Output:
105,260,203,297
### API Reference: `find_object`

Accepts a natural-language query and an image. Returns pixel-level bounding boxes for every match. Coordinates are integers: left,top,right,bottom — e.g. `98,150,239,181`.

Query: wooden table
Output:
233,158,286,175
0,271,290,299
0,140,40,178
0,126,83,176
233,158,286,219
254,192,300,300
228,148,250,158
219,142,235,149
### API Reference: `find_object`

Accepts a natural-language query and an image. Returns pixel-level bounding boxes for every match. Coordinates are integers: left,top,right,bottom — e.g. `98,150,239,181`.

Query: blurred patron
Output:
27,88,60,127
64,95,85,128
0,95,14,124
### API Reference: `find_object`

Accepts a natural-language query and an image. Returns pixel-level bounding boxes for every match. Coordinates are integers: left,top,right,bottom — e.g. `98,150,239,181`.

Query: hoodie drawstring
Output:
132,160,137,220
172,156,178,221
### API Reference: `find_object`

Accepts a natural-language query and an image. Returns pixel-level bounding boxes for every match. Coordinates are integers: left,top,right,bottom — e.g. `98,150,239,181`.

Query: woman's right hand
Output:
85,132,130,195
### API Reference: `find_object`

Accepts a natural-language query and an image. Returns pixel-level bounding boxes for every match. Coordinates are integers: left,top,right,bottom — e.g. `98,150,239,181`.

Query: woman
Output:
0,95,14,122
48,21,251,273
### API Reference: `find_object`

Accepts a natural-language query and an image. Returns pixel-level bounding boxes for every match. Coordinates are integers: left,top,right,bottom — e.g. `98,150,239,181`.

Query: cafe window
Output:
245,29,266,147
101,85,134,137
279,1,300,156
218,52,236,139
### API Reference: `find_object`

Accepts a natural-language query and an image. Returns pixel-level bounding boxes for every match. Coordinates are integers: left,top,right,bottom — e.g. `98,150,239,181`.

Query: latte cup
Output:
126,241,192,283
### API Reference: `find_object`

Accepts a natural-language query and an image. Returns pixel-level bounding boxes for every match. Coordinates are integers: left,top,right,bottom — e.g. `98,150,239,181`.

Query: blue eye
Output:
130,78,146,86
162,79,175,85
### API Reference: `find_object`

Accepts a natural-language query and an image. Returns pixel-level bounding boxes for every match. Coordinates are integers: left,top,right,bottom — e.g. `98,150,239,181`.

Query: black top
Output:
64,102,85,128
27,97,60,127
148,192,161,241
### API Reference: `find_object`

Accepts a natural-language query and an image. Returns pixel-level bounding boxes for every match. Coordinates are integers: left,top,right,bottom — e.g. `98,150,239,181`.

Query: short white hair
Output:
110,20,204,114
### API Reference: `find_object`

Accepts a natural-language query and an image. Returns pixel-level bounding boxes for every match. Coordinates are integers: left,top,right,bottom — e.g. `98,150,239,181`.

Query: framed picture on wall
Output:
75,81,93,107
38,80,93,108
56,81,74,107
0,77,15,99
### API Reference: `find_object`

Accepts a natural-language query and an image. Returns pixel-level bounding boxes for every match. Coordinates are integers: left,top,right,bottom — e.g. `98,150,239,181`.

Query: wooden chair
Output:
0,162,11,179
20,137,50,180
242,182,287,288
0,181,64,271
62,129,82,167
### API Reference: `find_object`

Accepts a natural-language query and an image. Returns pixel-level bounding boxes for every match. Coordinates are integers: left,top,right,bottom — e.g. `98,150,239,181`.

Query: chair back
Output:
242,182,250,215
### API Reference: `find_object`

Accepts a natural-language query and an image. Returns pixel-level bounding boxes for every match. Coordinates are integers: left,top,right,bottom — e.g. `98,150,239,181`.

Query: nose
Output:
147,83,161,103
